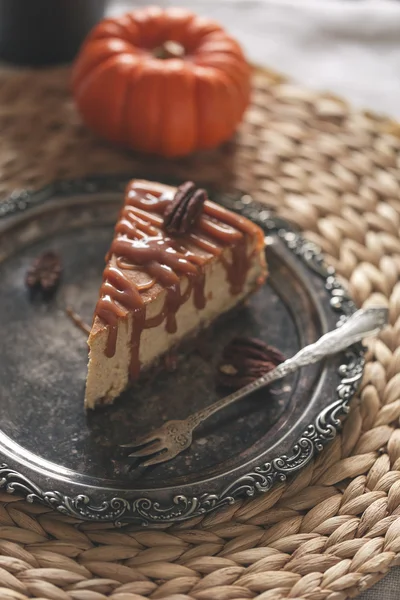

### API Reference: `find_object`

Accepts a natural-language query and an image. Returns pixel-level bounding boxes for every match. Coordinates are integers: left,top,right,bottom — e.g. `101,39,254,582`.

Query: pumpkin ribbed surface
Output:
72,7,251,157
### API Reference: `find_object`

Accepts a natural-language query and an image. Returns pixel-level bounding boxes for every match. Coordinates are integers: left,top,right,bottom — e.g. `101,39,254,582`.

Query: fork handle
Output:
187,307,388,429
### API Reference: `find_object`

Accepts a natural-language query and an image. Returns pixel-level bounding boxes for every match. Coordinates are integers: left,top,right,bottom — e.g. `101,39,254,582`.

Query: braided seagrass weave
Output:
0,65,399,600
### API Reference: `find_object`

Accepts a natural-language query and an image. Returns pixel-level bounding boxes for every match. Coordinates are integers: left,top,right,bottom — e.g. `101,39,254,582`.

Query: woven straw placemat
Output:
0,65,399,600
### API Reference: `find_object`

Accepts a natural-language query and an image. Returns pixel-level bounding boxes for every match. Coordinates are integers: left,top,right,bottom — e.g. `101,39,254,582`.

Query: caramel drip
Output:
199,215,242,243
204,201,261,239
95,265,145,378
95,184,263,380
116,207,159,238
164,239,207,310
115,258,156,291
111,237,201,335
126,186,169,212
221,239,252,295
124,205,164,227
188,233,222,257
201,201,263,294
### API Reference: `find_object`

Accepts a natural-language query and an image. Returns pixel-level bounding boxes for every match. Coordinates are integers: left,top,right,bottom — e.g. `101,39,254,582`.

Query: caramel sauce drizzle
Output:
94,183,263,379
115,257,156,291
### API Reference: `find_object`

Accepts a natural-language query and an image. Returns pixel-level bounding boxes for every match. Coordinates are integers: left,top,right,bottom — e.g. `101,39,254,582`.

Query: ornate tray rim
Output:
0,175,365,525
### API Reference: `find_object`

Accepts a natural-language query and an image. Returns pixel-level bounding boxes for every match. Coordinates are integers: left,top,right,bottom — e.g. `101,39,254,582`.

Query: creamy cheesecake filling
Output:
93,181,265,382
85,180,267,408
85,246,265,408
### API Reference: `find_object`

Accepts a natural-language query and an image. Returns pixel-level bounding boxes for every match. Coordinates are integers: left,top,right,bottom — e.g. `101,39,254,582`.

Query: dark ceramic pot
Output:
0,0,108,66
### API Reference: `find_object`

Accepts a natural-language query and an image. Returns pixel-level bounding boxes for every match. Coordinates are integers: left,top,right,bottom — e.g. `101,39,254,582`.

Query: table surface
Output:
108,1,400,598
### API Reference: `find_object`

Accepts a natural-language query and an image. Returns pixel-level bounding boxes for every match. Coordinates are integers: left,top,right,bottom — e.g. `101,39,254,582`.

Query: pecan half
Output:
25,250,62,294
163,181,206,235
217,336,285,390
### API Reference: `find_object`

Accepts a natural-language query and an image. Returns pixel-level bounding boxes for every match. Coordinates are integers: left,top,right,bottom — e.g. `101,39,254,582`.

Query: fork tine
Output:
141,448,178,468
120,432,158,449
128,439,166,458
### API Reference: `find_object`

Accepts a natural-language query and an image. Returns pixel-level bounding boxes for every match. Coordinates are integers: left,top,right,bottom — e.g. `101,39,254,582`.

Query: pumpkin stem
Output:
153,40,185,60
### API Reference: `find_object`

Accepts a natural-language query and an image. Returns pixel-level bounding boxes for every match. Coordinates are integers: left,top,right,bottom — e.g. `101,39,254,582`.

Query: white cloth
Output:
109,2,400,598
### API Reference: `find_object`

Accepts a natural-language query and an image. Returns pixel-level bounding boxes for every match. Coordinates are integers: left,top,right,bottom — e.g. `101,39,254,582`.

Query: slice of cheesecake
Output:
85,180,267,409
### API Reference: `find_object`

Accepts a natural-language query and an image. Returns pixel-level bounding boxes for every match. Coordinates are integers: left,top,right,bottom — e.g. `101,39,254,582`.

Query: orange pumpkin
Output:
72,6,251,157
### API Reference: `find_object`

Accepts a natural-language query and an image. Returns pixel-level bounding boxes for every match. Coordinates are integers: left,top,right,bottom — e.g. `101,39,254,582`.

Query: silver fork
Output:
121,307,388,467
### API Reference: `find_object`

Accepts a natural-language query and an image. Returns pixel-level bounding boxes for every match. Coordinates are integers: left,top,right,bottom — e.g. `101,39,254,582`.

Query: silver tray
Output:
0,175,364,525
